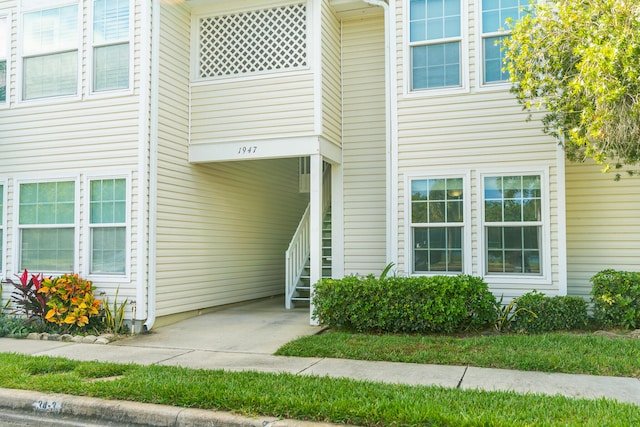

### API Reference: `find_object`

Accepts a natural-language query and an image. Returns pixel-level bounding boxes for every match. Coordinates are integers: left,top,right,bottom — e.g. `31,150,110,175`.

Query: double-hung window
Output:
409,0,462,90
0,14,8,104
483,175,542,275
19,181,75,272
89,178,127,275
22,4,79,100
481,0,529,84
411,177,464,273
92,0,130,92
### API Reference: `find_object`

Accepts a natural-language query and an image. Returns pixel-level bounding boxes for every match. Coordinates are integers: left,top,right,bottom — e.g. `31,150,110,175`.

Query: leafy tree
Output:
504,0,640,175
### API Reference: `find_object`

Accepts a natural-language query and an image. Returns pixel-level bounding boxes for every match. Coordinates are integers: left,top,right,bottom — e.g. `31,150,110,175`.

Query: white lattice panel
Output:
199,3,307,78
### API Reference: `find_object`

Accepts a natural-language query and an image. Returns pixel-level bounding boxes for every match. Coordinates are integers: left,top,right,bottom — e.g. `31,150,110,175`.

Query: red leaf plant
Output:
3,269,50,324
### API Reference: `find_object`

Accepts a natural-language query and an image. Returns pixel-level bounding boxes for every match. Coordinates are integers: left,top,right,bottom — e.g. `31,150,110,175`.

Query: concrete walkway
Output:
0,297,638,426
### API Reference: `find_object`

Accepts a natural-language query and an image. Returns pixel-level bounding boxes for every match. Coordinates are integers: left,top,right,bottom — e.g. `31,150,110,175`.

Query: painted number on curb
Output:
33,400,62,413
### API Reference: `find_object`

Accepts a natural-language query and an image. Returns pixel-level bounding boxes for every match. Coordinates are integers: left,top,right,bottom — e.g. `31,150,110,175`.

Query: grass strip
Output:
275,331,640,378
0,353,638,427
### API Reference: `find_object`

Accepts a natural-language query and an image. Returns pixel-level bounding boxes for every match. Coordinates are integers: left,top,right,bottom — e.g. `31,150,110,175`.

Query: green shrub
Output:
591,269,640,329
0,316,30,338
312,275,497,333
511,291,588,334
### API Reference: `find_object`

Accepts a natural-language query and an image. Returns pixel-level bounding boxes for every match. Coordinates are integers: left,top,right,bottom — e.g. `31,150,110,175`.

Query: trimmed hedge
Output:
591,269,640,329
511,291,588,334
312,275,497,333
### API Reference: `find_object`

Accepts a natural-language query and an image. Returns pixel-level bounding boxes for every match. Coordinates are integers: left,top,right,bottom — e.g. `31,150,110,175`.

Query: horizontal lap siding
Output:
397,93,560,296
565,161,640,299
189,73,316,144
155,5,308,317
321,0,342,146
391,0,561,297
342,15,387,275
0,0,143,307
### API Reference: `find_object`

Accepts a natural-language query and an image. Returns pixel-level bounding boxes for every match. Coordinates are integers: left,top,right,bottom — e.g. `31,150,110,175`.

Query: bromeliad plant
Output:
3,269,49,325
39,274,102,329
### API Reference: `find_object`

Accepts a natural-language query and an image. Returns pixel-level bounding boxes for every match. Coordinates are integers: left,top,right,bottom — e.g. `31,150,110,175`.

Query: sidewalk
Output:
0,336,639,426
0,297,638,426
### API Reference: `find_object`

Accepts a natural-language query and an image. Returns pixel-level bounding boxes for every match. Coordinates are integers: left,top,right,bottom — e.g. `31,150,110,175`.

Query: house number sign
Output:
237,146,258,155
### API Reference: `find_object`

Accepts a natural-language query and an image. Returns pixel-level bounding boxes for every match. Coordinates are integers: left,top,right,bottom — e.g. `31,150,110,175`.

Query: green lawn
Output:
275,330,640,378
0,352,638,427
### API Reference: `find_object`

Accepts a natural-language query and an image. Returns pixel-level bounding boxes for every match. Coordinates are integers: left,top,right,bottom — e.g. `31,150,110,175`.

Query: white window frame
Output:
478,168,552,285
14,176,80,276
404,0,469,97
0,11,10,107
190,0,313,84
404,171,472,276
17,0,82,104
84,174,130,281
88,0,133,96
475,0,531,90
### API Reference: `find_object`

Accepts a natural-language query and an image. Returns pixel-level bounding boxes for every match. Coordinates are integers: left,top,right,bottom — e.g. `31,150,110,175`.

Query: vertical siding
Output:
0,0,143,307
155,4,308,317
341,14,388,275
565,161,640,299
321,0,342,146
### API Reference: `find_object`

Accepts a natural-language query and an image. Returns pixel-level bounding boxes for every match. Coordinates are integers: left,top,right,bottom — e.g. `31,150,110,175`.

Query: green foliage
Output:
102,288,129,334
0,316,31,338
591,269,640,329
512,291,589,334
493,295,537,333
39,274,102,330
504,0,640,173
313,275,497,333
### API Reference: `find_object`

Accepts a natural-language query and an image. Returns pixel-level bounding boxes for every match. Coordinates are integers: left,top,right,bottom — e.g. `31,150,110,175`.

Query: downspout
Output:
143,0,161,331
362,0,398,267
136,0,151,330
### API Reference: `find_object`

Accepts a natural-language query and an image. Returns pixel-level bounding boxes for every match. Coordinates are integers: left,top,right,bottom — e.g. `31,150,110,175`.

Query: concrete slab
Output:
157,350,322,374
117,298,320,354
30,343,191,365
461,367,640,405
0,338,75,355
299,358,467,388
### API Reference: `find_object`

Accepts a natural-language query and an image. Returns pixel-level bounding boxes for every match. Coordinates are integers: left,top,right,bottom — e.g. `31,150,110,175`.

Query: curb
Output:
0,388,345,427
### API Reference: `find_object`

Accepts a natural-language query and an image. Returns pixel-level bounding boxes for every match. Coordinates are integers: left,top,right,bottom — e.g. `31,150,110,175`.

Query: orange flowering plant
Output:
38,274,102,328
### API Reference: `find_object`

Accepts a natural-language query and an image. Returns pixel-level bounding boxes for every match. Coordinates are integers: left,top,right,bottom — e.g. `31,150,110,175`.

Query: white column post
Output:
309,154,323,325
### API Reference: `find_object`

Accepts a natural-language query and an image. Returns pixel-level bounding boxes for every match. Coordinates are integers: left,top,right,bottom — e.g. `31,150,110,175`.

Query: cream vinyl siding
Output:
320,0,341,147
565,161,640,299
396,89,561,297
155,4,308,317
189,73,316,144
0,0,142,306
341,14,387,275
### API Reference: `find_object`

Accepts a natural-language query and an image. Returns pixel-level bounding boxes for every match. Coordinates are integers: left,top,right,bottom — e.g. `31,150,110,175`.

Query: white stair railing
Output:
285,166,332,309
285,204,310,309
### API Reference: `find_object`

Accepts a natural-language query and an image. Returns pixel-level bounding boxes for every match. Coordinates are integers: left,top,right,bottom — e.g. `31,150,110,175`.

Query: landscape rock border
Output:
26,332,116,345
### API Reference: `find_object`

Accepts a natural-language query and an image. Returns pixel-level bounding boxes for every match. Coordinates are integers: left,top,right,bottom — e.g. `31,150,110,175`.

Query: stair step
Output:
291,297,310,302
